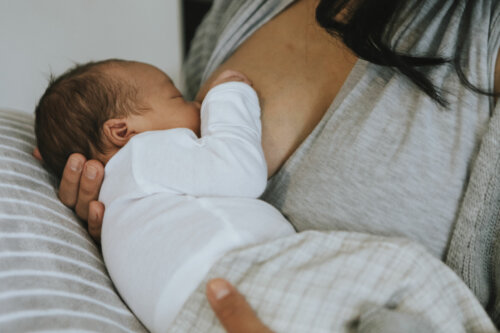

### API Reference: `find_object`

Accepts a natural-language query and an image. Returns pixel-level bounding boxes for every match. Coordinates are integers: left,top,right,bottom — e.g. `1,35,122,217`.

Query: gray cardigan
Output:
447,92,500,323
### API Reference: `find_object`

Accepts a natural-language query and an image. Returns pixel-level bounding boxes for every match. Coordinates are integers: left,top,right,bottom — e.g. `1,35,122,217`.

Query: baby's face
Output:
110,61,201,135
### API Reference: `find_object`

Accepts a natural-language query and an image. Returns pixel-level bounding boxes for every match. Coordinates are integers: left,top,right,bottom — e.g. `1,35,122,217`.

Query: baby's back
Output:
99,129,294,332
102,186,293,332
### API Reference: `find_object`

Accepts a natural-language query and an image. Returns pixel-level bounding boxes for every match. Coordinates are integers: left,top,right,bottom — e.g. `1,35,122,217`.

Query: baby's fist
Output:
210,70,253,89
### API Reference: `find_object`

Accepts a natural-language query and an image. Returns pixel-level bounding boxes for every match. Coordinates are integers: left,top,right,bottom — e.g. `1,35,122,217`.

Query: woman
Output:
44,0,500,330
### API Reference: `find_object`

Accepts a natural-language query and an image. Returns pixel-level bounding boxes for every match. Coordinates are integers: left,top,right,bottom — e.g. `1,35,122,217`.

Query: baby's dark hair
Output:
35,59,140,178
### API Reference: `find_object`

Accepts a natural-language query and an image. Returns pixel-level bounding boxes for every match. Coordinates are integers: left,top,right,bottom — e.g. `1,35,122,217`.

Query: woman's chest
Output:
261,59,492,258
197,0,357,176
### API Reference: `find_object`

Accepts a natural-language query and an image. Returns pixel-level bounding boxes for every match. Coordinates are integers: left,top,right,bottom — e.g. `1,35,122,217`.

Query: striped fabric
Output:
0,109,146,332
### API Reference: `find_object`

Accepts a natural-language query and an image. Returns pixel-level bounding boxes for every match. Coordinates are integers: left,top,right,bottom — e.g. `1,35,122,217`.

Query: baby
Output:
35,59,294,332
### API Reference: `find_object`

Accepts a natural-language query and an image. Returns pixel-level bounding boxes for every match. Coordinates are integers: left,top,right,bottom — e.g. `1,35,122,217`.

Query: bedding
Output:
169,231,497,333
0,108,497,333
0,109,147,332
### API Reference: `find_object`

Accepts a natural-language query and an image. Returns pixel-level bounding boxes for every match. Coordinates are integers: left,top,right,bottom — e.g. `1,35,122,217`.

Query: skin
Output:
206,279,273,333
33,0,500,330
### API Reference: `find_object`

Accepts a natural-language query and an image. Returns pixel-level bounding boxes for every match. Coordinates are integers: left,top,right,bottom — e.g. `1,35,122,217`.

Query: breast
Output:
262,58,491,258
196,0,357,177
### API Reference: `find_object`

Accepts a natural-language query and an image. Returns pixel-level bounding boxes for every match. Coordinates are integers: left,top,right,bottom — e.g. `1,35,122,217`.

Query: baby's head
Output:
35,59,201,177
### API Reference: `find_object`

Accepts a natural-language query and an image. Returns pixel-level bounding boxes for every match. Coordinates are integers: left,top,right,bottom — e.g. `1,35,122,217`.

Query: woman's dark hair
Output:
315,0,499,107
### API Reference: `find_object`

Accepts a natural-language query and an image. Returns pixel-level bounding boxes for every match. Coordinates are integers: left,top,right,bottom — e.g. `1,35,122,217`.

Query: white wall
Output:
0,0,183,113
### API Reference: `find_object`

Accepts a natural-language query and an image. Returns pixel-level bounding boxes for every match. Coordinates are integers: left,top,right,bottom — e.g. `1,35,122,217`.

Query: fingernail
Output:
210,279,231,300
70,159,82,172
85,165,97,179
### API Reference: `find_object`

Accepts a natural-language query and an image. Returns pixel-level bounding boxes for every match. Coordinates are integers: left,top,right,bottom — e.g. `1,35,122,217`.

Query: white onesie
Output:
99,82,295,332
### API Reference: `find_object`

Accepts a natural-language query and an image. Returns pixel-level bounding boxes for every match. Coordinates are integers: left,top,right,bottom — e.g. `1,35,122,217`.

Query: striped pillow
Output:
0,109,147,332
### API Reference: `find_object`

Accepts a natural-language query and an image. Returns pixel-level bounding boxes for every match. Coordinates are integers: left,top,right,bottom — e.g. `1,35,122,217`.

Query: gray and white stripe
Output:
0,109,147,332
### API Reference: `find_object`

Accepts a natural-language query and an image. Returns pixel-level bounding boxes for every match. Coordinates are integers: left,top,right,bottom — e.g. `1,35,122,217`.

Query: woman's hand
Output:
206,278,273,333
33,148,105,243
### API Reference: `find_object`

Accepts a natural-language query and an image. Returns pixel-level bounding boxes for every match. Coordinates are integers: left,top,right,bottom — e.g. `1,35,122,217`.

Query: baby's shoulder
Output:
129,128,198,146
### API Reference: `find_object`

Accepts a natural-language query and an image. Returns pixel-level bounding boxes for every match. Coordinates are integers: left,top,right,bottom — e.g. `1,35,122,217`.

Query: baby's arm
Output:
195,73,266,197
126,70,267,198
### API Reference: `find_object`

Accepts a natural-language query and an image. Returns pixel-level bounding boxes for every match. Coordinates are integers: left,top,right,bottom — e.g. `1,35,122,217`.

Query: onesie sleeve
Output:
130,82,268,198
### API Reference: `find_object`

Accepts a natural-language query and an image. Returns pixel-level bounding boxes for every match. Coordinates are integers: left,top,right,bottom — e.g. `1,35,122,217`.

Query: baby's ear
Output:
102,118,135,147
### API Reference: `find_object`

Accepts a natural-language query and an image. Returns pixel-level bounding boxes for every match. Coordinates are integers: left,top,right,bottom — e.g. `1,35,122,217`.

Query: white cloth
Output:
99,82,295,332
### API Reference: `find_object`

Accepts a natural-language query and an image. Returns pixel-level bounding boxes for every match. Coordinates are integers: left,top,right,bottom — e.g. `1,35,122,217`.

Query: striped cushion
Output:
0,109,147,332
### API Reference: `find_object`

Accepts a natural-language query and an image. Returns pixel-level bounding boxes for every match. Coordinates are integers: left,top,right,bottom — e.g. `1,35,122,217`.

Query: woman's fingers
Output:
206,278,273,333
32,147,43,162
74,160,104,221
88,200,104,244
58,153,86,208
58,154,104,243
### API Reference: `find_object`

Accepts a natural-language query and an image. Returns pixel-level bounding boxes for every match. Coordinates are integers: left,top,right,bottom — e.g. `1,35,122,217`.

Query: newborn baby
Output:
35,59,294,332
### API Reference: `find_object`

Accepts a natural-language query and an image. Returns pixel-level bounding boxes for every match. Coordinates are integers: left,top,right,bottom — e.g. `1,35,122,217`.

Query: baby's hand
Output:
209,70,253,90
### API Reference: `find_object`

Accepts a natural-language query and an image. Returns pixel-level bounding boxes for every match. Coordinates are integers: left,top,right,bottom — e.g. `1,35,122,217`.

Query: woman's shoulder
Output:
389,0,496,52
183,0,292,100
183,0,252,100
390,0,499,104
